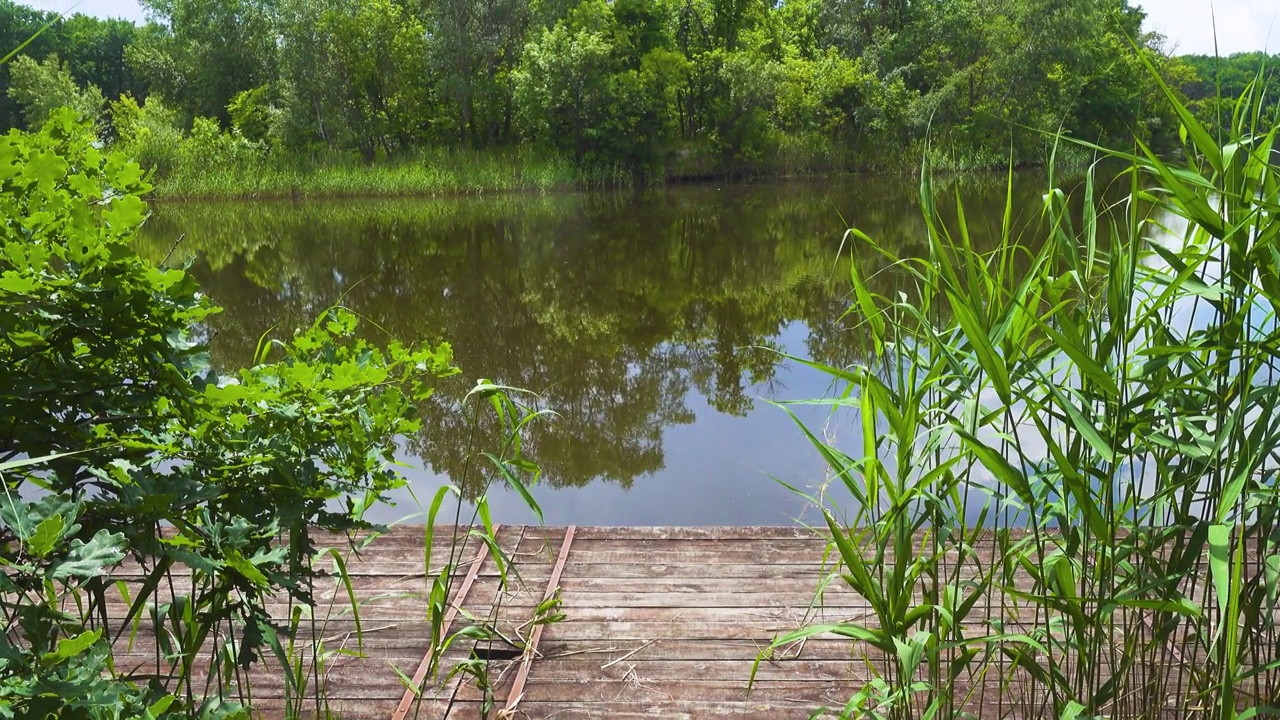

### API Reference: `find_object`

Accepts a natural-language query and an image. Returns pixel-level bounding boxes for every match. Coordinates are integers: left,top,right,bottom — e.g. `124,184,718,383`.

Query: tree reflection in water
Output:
138,175,1053,503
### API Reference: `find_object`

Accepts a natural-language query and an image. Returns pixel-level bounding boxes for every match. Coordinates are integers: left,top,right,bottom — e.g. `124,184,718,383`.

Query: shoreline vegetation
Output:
146,142,1097,201
3,0,1276,200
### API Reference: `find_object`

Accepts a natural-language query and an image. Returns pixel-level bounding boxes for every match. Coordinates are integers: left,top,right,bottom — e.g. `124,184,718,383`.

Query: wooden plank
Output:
527,658,865,682
458,679,861,704
559,562,834,579
537,637,864,662
481,605,874,624
503,525,576,712
570,526,825,540
391,525,496,720
514,536,833,558
441,699,843,719
250,697,458,719
552,576,842,594
555,591,871,608
325,560,840,579
535,619,1036,641
248,696,847,720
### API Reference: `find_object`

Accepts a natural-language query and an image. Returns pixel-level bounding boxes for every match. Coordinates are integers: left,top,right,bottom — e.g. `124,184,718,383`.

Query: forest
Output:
0,0,1274,193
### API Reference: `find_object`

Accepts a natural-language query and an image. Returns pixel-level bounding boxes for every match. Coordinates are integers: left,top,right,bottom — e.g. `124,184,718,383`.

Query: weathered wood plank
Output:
448,699,844,719
502,525,576,713
526,658,864,682
570,526,826,540
537,637,863,661
533,619,1034,641
554,591,870,608
98,525,1216,720
463,678,860,703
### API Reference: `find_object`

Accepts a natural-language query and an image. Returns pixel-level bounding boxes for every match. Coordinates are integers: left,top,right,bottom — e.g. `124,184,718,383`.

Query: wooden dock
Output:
111,525,883,719
100,524,1280,719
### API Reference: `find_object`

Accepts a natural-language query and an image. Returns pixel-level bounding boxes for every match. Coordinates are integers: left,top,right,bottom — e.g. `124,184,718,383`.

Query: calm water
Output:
138,174,1063,526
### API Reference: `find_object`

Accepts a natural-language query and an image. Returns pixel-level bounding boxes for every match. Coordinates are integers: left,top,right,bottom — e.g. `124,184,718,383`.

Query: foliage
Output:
0,0,1217,190
0,110,544,717
226,84,277,145
765,53,1280,720
128,0,277,127
5,53,104,131
0,1,143,131
1179,52,1280,137
109,93,184,174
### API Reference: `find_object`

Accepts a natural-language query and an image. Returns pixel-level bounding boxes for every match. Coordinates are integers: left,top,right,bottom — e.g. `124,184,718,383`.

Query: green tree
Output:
514,12,615,159
6,54,105,130
130,0,278,125
0,1,144,130
1179,51,1280,137
430,0,531,147
318,0,430,157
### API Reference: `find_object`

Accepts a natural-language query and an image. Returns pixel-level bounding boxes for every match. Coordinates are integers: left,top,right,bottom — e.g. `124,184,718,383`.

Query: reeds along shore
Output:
764,68,1280,720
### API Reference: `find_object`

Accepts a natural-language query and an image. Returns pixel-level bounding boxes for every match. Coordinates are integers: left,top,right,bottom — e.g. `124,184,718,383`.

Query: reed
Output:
763,58,1280,720
151,148,633,200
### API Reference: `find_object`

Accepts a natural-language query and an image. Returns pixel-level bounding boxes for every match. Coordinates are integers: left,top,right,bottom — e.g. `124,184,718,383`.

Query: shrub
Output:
0,109,456,718
6,54,105,131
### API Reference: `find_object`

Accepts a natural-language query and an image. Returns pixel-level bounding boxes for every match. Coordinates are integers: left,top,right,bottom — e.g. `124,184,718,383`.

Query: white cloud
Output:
1137,0,1279,55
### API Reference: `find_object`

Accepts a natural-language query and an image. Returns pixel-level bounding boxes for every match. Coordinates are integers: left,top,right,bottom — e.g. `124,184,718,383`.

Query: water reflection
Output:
137,175,1058,525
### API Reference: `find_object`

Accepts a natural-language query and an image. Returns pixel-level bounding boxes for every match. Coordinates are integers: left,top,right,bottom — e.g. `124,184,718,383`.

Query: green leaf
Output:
0,272,38,294
28,513,64,557
146,696,176,719
821,509,886,618
947,290,1011,402
1061,700,1087,720
0,448,95,474
1108,596,1201,617
50,529,125,579
955,428,1035,508
103,193,148,230
226,549,270,587
1208,524,1232,622
484,452,543,524
1042,381,1115,464
41,629,101,663
24,150,68,187
7,330,46,348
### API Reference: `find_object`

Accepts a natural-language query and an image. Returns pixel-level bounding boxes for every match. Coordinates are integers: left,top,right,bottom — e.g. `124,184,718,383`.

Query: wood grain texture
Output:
93,526,1102,719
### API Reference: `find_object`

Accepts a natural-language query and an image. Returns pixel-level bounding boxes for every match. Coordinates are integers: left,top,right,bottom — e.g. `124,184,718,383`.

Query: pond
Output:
138,173,1070,526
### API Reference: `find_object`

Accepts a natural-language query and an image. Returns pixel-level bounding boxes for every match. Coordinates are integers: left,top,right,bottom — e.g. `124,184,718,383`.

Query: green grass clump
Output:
153,147,634,200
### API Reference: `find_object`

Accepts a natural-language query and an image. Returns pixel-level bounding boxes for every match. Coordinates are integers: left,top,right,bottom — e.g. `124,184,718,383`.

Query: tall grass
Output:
152,147,634,200
762,60,1280,719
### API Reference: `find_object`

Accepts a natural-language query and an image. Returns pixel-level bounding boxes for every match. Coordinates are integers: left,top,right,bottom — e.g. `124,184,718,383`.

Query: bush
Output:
6,54,105,131
0,109,456,718
110,93,184,174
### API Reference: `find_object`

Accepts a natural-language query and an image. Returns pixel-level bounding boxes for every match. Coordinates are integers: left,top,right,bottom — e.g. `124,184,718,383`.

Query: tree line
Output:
0,0,1273,181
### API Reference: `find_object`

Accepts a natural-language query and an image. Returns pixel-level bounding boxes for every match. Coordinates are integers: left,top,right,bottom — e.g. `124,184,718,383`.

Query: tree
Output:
430,0,531,147
514,20,614,159
0,1,143,130
130,0,279,125
6,54,105,130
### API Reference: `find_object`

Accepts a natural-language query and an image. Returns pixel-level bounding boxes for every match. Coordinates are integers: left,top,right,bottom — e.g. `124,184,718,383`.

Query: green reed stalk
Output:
765,57,1280,720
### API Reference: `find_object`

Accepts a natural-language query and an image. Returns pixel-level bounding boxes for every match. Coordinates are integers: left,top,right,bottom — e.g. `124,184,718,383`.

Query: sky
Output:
15,0,1280,57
